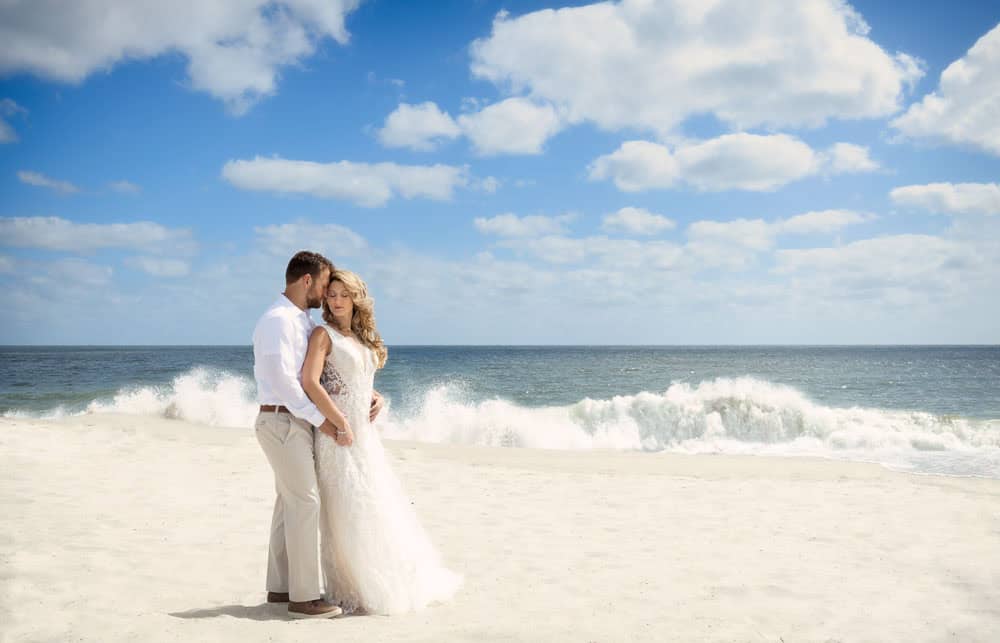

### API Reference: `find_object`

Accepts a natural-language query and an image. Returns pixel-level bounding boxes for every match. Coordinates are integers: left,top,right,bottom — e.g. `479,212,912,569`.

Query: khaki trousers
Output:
255,410,322,602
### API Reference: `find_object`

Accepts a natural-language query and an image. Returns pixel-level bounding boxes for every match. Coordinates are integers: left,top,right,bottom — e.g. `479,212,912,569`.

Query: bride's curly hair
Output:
322,269,388,369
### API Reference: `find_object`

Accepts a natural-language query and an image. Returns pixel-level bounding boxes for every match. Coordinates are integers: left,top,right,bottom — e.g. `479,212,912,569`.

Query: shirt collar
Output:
276,293,310,319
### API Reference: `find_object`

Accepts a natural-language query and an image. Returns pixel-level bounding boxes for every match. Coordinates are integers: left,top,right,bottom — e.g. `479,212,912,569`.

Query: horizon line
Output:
2,343,999,348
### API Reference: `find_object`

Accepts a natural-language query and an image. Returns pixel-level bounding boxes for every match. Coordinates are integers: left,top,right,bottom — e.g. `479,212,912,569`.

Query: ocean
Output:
2,345,998,478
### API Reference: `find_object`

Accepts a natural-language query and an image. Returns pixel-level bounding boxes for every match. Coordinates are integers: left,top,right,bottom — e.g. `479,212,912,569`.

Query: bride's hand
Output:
335,420,354,447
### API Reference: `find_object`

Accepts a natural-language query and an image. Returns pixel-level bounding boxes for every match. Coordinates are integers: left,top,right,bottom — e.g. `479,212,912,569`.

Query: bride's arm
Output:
302,327,353,444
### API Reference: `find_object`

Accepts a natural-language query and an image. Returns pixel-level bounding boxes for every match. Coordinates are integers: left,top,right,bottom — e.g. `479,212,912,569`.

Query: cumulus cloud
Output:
683,210,872,271
457,97,563,156
589,135,875,192
823,143,880,173
690,210,869,245
589,141,679,192
497,235,683,269
485,209,871,277
474,213,574,237
379,97,564,155
687,218,776,251
42,258,113,287
602,207,675,235
0,0,362,115
0,216,193,252
109,180,141,194
3,214,996,344
470,0,922,136
221,156,469,207
476,176,501,194
254,221,368,257
377,101,461,151
773,234,985,305
124,256,190,277
0,98,27,143
890,182,1000,216
891,23,1000,156
17,170,79,194
673,134,819,191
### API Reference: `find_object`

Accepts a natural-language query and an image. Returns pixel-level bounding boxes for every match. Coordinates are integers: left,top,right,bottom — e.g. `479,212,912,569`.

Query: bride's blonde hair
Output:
322,269,387,369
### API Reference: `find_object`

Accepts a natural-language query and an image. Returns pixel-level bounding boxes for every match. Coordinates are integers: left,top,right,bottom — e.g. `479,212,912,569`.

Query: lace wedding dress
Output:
314,325,461,614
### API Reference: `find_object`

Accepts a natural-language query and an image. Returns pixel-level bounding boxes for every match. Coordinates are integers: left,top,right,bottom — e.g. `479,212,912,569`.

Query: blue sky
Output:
1,0,999,345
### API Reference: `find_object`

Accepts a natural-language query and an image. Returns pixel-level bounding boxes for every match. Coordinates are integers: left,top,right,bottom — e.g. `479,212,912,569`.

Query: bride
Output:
301,268,461,615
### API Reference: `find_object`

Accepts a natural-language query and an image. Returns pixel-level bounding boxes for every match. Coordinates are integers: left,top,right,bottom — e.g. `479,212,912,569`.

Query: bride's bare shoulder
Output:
308,325,333,349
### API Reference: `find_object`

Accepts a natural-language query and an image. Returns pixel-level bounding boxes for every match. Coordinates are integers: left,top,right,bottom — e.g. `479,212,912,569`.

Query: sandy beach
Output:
2,414,998,642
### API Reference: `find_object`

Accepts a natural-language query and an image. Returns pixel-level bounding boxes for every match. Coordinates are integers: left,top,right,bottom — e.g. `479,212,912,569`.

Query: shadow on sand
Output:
169,603,364,622
169,603,287,622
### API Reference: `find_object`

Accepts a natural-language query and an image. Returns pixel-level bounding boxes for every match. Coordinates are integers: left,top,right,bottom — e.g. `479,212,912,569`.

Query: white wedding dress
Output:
314,325,461,614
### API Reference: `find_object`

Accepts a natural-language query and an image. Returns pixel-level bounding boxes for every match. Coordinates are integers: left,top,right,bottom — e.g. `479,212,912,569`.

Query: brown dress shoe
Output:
288,600,343,619
267,592,290,603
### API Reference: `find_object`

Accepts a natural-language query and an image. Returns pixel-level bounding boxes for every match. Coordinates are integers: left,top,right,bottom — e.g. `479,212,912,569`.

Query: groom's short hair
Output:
285,250,334,284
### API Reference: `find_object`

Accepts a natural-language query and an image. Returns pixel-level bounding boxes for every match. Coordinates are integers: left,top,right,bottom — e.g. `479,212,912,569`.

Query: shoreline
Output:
3,414,999,642
4,408,999,481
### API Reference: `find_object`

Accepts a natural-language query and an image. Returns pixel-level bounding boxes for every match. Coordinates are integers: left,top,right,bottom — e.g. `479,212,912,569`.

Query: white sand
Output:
2,414,998,643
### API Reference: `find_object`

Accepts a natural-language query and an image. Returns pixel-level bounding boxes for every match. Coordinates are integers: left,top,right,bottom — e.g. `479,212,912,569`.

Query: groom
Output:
252,250,383,619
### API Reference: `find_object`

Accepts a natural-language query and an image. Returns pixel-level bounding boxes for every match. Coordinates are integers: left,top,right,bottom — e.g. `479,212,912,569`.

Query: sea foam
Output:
7,369,998,476
83,368,260,428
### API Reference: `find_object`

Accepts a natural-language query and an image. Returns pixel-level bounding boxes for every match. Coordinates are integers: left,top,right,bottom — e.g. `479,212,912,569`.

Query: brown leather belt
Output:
259,404,291,414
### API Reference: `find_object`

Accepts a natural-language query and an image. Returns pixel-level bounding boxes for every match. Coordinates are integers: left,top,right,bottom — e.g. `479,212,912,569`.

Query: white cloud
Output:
124,256,190,277
823,143,880,173
457,97,563,156
377,97,565,156
378,98,563,156
0,98,27,143
221,156,468,207
0,216,193,252
17,170,79,194
778,210,871,234
891,23,1000,156
254,221,368,259
377,102,461,151
0,255,14,273
497,235,683,269
0,119,14,143
3,215,997,344
470,0,922,136
602,207,675,235
683,210,872,270
0,0,362,115
890,182,1000,216
476,176,501,194
674,134,819,191
474,213,574,237
589,141,679,192
42,258,113,287
109,180,141,194
590,134,874,193
772,234,986,305
688,218,776,251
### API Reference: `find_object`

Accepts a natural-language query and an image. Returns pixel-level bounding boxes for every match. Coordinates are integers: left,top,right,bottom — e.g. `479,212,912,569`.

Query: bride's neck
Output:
330,320,352,335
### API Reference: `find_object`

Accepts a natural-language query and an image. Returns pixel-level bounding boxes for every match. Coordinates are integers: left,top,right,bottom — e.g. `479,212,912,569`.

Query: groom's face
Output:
305,267,331,309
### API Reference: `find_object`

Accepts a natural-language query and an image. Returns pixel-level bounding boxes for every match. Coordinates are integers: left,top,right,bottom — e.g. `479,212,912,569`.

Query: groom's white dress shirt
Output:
253,294,326,427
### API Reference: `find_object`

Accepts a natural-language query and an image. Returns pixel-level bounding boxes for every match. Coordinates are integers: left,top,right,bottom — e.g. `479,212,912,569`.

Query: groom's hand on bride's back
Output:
369,391,384,422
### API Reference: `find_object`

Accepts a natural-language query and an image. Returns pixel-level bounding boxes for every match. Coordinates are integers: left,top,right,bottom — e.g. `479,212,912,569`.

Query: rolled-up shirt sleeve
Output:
255,317,326,427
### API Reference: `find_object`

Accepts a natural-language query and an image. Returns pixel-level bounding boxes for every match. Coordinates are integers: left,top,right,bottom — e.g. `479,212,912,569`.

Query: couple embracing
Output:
252,251,460,619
